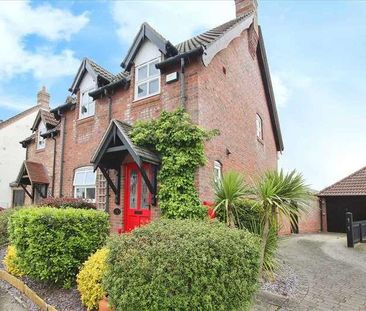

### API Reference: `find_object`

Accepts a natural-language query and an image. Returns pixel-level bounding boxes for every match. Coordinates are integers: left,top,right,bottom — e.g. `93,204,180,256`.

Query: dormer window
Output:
135,57,160,100
37,122,46,150
79,87,95,119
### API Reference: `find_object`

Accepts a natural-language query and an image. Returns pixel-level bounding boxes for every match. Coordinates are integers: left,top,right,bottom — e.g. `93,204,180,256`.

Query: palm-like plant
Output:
254,169,310,272
214,171,251,228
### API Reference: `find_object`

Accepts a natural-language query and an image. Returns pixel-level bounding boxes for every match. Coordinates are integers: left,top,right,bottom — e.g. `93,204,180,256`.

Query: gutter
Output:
155,47,204,70
50,101,76,121
89,78,129,99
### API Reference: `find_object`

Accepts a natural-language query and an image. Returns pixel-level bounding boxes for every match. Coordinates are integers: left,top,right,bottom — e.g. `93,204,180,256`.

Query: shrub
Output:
104,219,260,311
9,207,109,288
39,197,96,209
235,200,264,229
0,207,22,246
77,248,109,311
3,245,24,277
131,108,217,219
234,200,278,276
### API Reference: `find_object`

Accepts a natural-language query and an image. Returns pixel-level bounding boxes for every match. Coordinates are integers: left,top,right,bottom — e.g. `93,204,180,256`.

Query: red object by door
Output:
124,163,152,232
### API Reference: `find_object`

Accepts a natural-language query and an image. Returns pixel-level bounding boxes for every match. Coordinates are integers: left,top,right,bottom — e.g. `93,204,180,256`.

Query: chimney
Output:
235,0,258,17
37,86,50,108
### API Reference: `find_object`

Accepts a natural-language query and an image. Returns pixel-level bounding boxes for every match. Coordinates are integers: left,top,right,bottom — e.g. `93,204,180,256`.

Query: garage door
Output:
326,196,366,233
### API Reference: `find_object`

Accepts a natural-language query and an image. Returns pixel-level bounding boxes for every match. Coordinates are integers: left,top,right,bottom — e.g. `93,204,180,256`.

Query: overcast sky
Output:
0,0,365,190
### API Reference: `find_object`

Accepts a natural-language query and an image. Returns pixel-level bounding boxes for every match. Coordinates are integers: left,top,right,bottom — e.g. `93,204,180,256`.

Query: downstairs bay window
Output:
73,166,96,202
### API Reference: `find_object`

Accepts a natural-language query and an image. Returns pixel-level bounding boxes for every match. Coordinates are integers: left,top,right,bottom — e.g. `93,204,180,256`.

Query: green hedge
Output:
9,207,109,288
104,219,260,311
0,207,22,246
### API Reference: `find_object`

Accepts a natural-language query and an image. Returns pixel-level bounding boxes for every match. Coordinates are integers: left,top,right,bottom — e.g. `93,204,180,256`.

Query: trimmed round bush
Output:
104,219,260,311
77,248,109,311
3,245,24,277
9,207,109,288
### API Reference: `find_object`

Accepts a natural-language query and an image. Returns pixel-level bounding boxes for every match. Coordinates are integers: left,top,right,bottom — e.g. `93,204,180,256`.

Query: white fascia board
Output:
202,15,254,67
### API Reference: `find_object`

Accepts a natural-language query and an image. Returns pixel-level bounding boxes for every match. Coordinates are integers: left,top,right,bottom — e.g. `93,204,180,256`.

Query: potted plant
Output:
99,296,115,311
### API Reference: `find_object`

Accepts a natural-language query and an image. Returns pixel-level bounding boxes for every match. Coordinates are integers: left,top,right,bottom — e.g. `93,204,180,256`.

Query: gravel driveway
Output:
253,233,366,311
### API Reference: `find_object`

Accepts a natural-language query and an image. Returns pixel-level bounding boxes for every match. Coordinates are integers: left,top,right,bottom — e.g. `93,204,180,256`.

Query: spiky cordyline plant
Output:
213,171,251,228
254,169,310,273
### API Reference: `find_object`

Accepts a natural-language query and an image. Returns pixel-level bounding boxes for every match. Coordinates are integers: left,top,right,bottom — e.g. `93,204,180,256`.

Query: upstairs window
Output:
256,113,263,140
213,161,222,185
79,87,95,119
73,166,96,202
135,57,160,100
37,122,46,150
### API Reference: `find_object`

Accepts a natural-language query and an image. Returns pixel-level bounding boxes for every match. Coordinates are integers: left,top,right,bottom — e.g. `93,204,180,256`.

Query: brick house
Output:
17,0,288,233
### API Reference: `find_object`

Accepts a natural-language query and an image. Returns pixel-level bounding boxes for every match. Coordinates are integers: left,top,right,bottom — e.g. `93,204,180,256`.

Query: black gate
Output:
346,212,366,247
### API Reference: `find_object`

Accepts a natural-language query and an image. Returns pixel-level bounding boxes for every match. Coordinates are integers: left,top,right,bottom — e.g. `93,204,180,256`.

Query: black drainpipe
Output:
105,89,112,213
180,57,186,108
156,47,203,109
51,134,57,197
59,114,66,197
25,143,29,160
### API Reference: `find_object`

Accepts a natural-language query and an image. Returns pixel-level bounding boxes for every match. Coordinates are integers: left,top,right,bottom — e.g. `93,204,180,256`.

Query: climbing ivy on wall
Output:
131,108,217,219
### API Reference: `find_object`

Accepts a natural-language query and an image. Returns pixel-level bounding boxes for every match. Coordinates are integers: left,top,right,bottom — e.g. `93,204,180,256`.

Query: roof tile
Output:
176,12,253,53
87,58,115,81
318,167,366,196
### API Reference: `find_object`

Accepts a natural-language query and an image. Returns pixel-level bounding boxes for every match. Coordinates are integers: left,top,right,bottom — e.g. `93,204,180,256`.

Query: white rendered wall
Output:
134,39,161,66
0,109,39,208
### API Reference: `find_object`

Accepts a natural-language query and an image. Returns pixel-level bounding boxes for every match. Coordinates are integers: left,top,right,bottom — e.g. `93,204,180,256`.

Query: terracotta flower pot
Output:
99,297,115,311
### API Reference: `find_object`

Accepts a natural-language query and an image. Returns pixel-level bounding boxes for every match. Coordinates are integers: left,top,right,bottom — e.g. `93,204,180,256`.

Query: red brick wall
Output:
278,195,321,235
299,196,321,233
197,29,278,201
24,128,61,205
24,28,283,233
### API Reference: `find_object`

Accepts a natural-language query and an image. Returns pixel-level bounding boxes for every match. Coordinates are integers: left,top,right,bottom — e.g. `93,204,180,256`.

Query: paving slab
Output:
0,287,27,311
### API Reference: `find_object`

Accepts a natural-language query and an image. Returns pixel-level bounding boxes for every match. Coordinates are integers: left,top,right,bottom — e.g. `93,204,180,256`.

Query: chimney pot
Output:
235,0,258,17
37,86,50,108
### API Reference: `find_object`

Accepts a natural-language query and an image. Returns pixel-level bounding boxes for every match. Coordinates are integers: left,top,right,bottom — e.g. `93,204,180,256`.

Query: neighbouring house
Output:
0,87,50,208
16,0,312,234
318,166,366,233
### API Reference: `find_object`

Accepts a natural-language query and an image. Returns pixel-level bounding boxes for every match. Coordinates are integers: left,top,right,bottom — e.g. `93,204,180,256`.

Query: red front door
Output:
124,163,152,232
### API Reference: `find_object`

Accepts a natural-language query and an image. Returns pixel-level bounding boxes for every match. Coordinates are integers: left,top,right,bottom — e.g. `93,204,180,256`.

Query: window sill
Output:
76,115,95,125
132,94,161,106
257,137,264,146
35,148,45,153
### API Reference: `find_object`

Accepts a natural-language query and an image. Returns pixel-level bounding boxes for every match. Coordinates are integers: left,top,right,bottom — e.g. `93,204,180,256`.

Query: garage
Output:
318,167,366,233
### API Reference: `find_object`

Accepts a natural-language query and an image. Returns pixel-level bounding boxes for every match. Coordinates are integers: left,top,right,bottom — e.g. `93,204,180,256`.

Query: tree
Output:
214,171,251,228
254,169,310,273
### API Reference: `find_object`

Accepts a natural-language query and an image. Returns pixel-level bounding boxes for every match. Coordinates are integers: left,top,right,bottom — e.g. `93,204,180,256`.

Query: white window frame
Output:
73,166,96,202
213,161,222,185
256,113,263,140
37,121,46,150
79,87,95,119
134,57,161,101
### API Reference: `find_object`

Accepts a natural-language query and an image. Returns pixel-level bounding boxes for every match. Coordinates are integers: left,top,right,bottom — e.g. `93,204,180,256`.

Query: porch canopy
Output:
91,119,160,204
15,160,50,202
